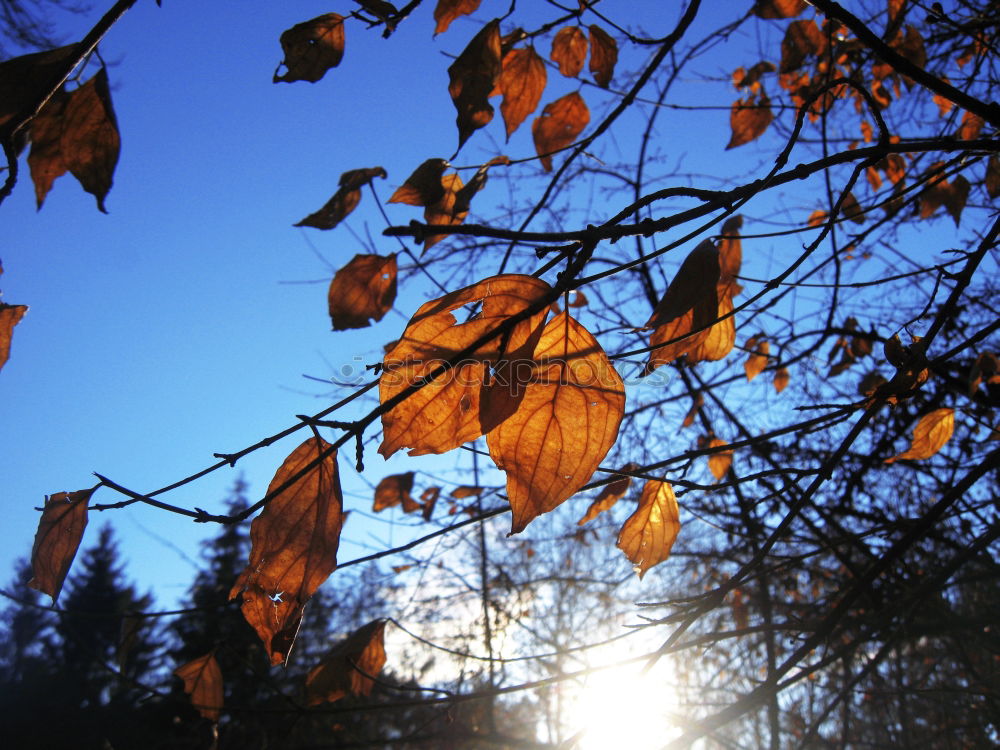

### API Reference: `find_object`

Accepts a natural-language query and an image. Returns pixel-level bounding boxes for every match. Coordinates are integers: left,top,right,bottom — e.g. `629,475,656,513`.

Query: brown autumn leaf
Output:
773,367,790,393
274,13,345,83
487,311,625,534
421,486,440,521
551,26,587,77
532,92,590,172
745,337,770,381
28,68,119,212
885,407,955,463
451,485,485,498
497,47,546,139
919,167,969,227
733,61,776,91
229,437,344,666
328,254,397,330
726,94,773,149
433,0,481,34
986,155,1000,199
174,652,223,722
841,191,865,224
957,111,984,141
578,463,636,526
682,393,703,428
295,167,387,230
28,487,93,602
423,172,467,249
616,479,680,579
588,25,617,88
717,215,743,283
389,158,449,206
373,471,415,512
968,352,999,394
753,0,807,19
780,20,827,74
642,239,721,374
706,438,733,481
0,302,28,373
0,44,80,132
305,619,388,706
448,18,501,150
687,285,735,364
379,275,551,458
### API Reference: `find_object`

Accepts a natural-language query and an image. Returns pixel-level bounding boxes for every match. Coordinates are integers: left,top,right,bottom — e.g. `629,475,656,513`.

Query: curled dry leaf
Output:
448,19,501,150
487,312,625,534
274,13,345,83
727,94,772,149
578,463,636,526
642,239,721,375
497,47,547,139
174,652,223,722
588,25,617,88
229,437,344,665
28,68,120,212
379,275,551,458
532,92,590,172
305,619,387,706
886,407,955,463
421,486,440,520
389,158,449,206
373,471,415,512
295,167,387,230
328,254,397,330
0,44,80,131
745,337,770,381
682,393,703,429
433,0,481,35
0,302,28,373
28,487,94,601
617,479,680,579
551,26,587,77
706,438,733,481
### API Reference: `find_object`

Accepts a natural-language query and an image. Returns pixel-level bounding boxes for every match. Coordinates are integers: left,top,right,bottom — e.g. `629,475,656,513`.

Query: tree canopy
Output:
3,0,1000,747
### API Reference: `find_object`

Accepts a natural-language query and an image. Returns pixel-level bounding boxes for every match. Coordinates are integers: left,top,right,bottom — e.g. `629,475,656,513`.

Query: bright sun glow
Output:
564,650,683,749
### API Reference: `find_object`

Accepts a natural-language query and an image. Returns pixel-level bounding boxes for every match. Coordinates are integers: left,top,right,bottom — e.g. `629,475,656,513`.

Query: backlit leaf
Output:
488,312,625,534
434,0,481,34
532,92,590,172
451,485,485,498
379,275,551,458
957,111,984,140
497,47,546,139
780,20,827,73
274,13,345,83
551,26,587,77
687,286,735,364
28,68,119,212
706,438,733,481
682,394,703,428
229,437,344,665
295,167,387,229
617,479,680,579
448,19,501,150
774,367,790,393
745,337,770,381
328,253,397,330
0,302,28,373
373,472,415,512
389,158,449,206
578,463,636,525
174,652,223,722
753,0,806,19
885,407,955,463
28,488,93,602
642,239,721,374
305,619,387,706
726,94,772,149
588,25,617,88
423,172,467,248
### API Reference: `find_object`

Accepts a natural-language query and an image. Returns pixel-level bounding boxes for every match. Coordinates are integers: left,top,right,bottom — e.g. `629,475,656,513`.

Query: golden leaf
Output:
726,94,773,149
448,19,501,150
745,337,770,381
497,47,547,139
487,312,625,534
433,0,482,35
274,13,345,83
706,438,733,481
305,620,387,706
532,92,590,172
379,274,551,458
328,254,397,331
578,463,636,526
0,302,28,373
642,239,721,374
617,479,680,579
423,171,467,249
550,26,587,77
28,488,93,602
174,653,223,722
229,437,344,665
373,472,415,512
773,367,790,393
687,285,736,364
295,167,387,230
885,408,955,463
588,25,617,88
27,68,119,212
